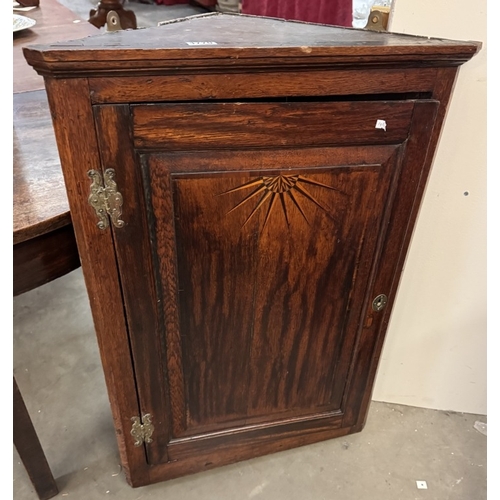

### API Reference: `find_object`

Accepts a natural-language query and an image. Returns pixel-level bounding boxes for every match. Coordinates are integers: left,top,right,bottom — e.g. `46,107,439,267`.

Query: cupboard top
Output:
23,13,480,77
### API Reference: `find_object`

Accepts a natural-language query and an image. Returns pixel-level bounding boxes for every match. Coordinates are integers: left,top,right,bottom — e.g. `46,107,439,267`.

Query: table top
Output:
13,0,98,244
13,90,69,244
14,0,97,93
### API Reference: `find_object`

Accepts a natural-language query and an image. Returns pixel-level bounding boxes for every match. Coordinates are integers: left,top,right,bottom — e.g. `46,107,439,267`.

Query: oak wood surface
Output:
132,100,414,150
24,13,480,488
341,100,440,428
143,144,400,461
350,68,460,430
93,104,171,467
43,77,149,485
89,67,438,104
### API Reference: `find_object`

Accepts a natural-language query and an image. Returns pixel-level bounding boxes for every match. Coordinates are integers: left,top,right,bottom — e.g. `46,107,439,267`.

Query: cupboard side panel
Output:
342,100,442,428
43,78,149,486
353,72,459,425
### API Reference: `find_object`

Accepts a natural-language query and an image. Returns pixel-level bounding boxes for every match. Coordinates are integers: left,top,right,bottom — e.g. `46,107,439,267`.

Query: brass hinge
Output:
87,168,125,230
130,413,154,447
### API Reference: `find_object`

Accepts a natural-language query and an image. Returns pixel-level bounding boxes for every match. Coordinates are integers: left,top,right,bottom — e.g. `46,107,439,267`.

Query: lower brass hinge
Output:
130,413,154,447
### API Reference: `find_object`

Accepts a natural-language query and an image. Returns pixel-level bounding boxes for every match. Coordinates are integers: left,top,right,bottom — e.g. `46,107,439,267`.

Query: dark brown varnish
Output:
13,378,59,500
13,0,97,293
23,13,480,488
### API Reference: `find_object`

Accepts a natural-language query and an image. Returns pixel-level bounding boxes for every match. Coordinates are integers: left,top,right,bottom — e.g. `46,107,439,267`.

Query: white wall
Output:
372,0,487,414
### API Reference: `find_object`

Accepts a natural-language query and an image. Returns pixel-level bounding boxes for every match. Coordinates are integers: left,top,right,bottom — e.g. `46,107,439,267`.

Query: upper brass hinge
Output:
87,168,125,230
130,413,154,447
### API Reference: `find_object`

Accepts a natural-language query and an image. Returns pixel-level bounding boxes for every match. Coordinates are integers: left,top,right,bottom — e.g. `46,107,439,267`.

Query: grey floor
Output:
13,270,487,500
14,1,487,499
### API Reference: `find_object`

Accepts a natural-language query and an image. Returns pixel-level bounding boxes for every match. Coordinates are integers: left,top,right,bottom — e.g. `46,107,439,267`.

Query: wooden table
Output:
13,0,97,295
13,2,98,498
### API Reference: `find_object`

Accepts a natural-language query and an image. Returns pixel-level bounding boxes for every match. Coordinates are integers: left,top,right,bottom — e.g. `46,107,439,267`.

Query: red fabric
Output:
241,0,352,27
154,0,216,5
155,0,189,5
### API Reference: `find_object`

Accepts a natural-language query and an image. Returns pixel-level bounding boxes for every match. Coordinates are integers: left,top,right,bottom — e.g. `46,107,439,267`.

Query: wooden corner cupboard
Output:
23,13,480,488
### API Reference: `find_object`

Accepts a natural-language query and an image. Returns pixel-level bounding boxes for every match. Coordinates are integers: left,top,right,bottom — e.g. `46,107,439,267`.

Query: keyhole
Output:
372,294,388,312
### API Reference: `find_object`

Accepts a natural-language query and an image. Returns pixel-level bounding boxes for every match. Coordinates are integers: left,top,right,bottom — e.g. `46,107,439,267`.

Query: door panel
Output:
171,169,374,427
140,144,403,463
92,100,436,477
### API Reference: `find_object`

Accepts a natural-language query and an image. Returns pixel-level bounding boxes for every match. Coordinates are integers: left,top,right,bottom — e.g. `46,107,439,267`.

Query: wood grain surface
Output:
13,90,70,244
13,224,79,296
44,78,149,485
132,101,414,150
164,162,392,429
89,68,438,104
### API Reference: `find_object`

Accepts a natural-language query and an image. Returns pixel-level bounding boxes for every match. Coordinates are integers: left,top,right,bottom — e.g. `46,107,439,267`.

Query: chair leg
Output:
13,378,59,500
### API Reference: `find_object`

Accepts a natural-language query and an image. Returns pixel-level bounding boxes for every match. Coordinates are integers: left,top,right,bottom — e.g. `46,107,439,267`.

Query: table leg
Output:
13,378,59,500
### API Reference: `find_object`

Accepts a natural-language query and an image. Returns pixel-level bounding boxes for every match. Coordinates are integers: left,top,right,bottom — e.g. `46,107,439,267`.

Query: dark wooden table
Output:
13,2,97,498
13,0,97,295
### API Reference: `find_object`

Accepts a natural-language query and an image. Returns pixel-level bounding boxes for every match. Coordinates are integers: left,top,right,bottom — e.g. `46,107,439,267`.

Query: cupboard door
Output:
93,100,437,480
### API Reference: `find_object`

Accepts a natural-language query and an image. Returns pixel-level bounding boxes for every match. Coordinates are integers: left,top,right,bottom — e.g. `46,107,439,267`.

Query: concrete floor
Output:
14,2,487,499
13,268,487,500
